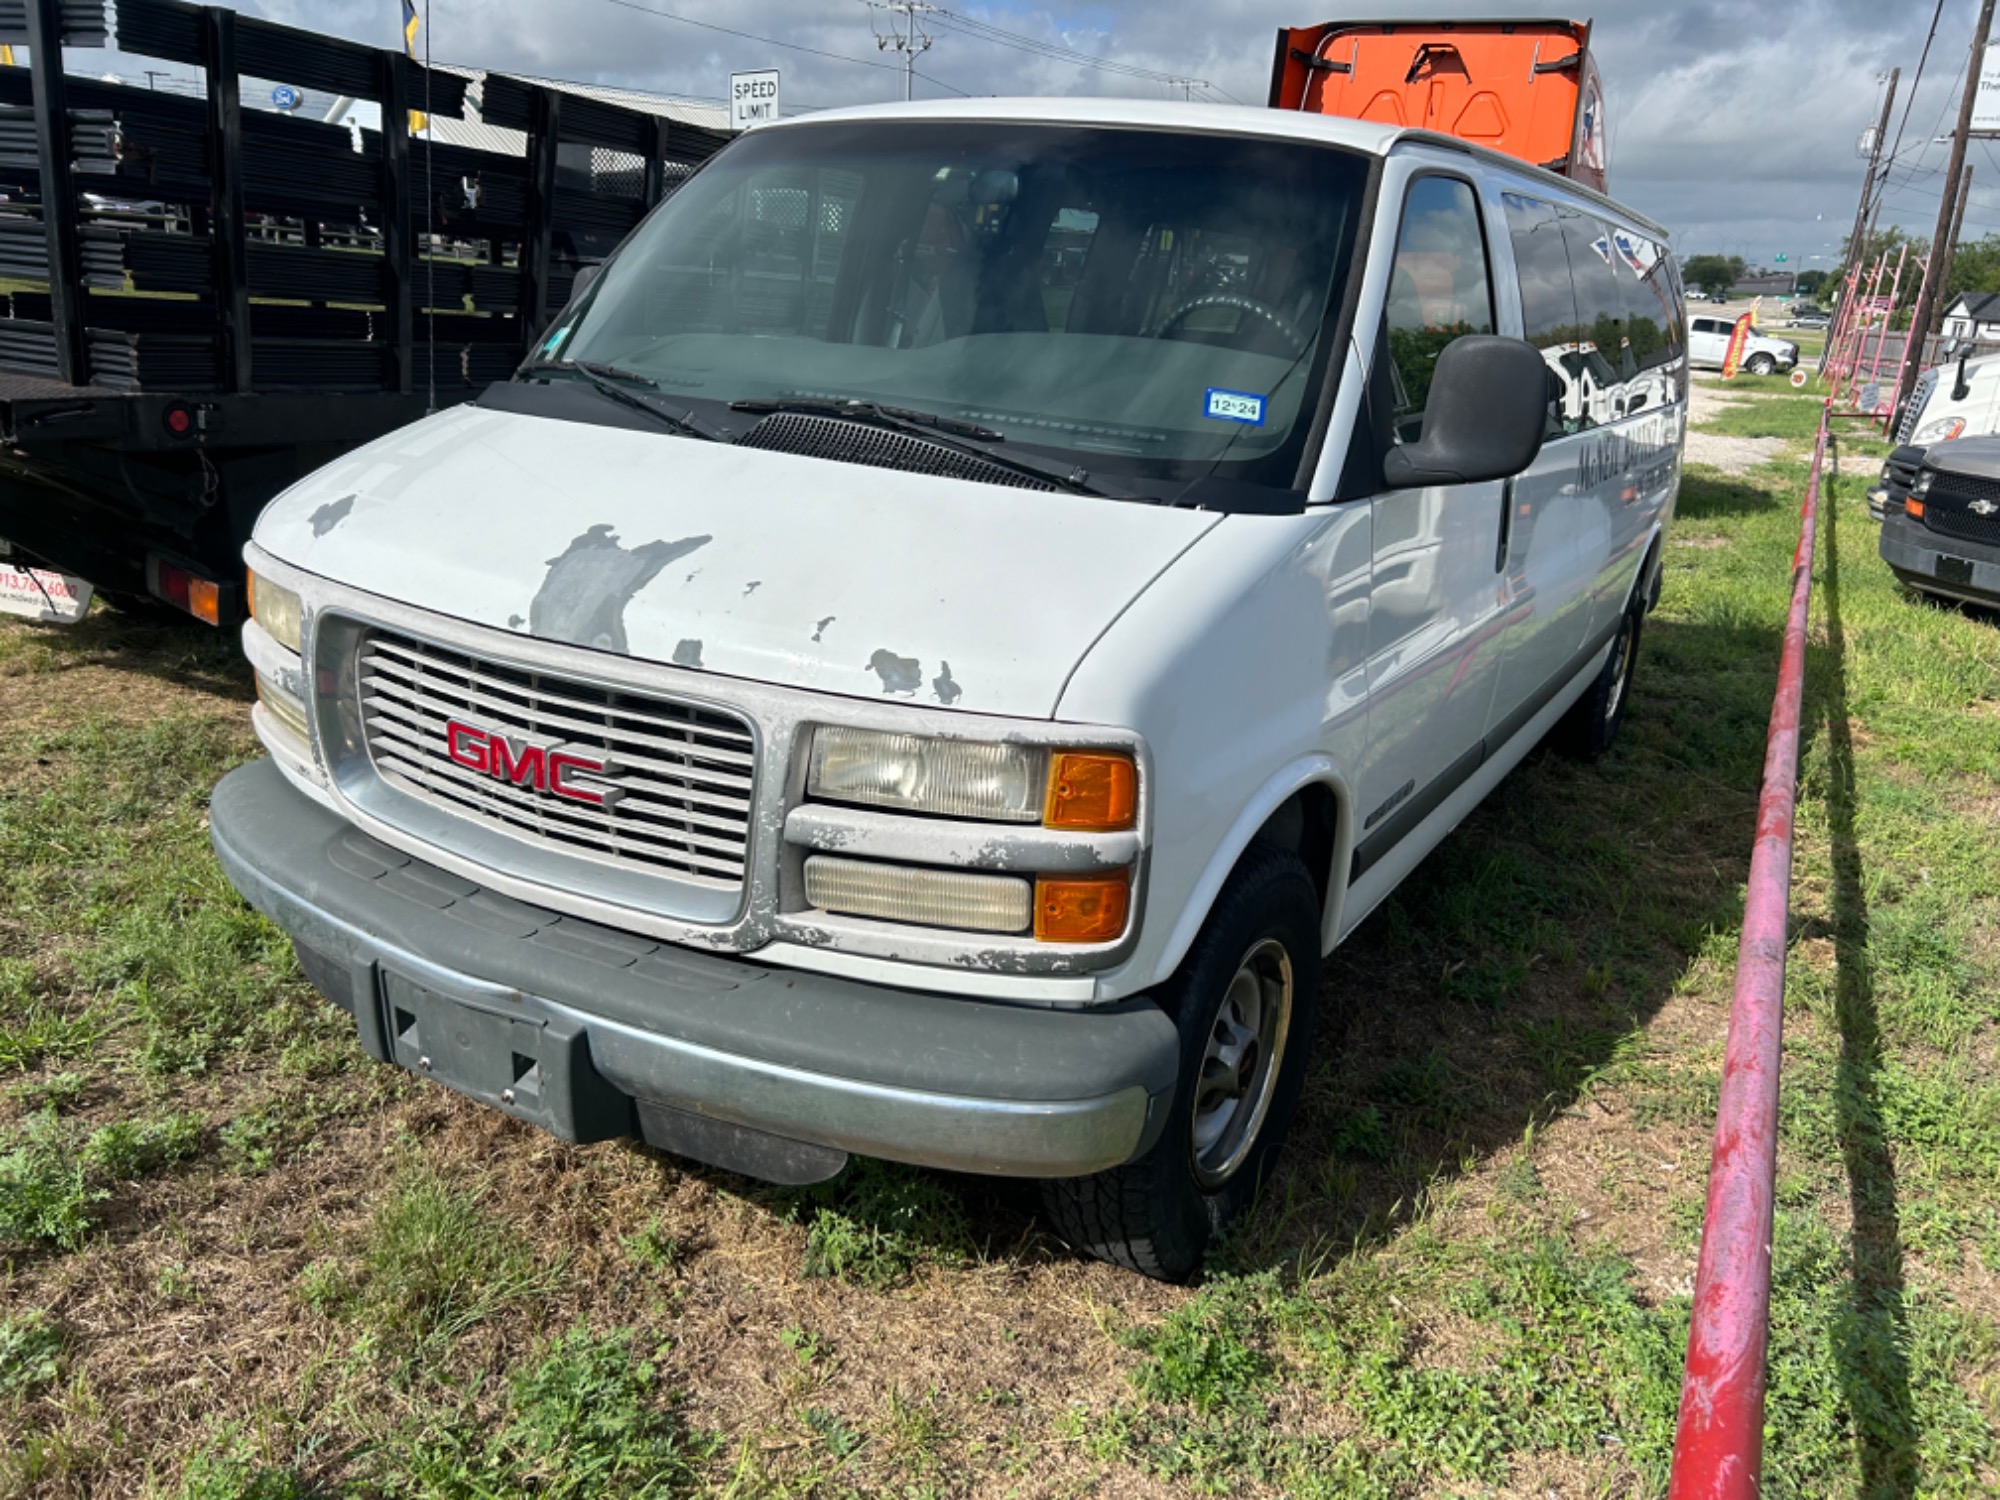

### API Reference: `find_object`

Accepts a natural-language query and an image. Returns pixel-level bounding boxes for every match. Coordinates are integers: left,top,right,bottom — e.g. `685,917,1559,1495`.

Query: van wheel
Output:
1746,353,1776,376
1557,601,1643,761
1040,843,1321,1281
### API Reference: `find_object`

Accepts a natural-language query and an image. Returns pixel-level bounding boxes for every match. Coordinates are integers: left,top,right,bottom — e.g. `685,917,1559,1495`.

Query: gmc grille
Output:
356,631,756,887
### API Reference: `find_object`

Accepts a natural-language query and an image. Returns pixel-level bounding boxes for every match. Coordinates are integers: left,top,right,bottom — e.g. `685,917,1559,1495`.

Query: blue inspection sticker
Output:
1204,387,1267,425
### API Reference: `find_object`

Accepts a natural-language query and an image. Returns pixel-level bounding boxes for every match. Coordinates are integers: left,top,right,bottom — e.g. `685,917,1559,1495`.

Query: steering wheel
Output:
1153,293,1308,353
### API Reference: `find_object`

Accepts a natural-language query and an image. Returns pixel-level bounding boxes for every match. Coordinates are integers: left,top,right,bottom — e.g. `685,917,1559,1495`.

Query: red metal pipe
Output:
1861,245,1908,416
1668,400,1831,1500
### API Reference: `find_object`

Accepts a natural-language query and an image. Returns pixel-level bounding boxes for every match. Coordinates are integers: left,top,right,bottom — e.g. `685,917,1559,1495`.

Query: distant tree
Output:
1796,269,1828,297
1681,254,1743,296
1946,233,2000,300
1830,226,1926,309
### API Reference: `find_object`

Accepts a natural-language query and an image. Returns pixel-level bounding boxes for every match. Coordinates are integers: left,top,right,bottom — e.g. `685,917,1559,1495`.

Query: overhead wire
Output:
592,0,907,74
911,5,1222,96
1883,0,1950,173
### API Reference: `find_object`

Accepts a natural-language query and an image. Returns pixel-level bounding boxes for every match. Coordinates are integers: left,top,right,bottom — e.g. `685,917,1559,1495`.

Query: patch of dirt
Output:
1684,429,1792,475
1684,378,1805,475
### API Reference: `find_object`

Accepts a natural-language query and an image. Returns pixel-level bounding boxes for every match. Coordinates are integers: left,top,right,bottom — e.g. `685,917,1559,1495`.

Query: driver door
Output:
1352,170,1510,879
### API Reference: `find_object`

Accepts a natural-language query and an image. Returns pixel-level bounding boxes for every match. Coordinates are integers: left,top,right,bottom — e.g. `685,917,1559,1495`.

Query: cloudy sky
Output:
67,0,2000,268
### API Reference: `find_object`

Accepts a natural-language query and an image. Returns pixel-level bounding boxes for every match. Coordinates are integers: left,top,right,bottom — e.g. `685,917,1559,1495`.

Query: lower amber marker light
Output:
1034,870,1132,943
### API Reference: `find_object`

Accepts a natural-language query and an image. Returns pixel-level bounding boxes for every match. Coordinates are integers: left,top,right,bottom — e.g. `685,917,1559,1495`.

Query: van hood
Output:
254,405,1223,719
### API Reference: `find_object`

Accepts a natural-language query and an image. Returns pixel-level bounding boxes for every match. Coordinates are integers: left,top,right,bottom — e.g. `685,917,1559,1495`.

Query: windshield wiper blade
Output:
520,358,730,442
728,396,1120,496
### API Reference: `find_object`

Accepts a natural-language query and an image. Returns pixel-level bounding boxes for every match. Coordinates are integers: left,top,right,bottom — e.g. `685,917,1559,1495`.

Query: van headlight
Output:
247,569,303,653
1914,417,1966,444
807,727,1138,830
809,727,1046,821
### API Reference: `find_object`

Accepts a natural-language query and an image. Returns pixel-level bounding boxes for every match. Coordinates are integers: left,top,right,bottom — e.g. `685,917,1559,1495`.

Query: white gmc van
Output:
212,100,1684,1279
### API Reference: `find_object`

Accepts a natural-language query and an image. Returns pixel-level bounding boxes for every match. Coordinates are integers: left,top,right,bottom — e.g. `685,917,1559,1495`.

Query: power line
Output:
1884,0,1950,173
593,0,905,74
916,6,1221,98
866,2,938,102
908,67,971,98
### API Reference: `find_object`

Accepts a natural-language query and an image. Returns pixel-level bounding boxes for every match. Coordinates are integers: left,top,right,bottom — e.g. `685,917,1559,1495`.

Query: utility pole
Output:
1930,164,1975,339
1846,69,1897,286
1897,0,1996,420
869,2,938,102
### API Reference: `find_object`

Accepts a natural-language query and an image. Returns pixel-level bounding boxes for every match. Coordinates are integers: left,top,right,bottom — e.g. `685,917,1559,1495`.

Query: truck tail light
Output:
1034,870,1132,943
147,554,222,625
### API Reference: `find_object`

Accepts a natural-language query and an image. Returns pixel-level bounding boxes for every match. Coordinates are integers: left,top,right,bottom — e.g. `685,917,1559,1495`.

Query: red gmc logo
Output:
444,720,620,808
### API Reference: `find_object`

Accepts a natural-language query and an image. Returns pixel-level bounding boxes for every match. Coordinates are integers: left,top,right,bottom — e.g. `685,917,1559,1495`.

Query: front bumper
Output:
210,759,1179,1180
1879,511,2000,608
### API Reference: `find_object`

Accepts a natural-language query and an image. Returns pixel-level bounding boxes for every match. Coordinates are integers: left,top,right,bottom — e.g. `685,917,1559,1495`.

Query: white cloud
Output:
77,0,1985,258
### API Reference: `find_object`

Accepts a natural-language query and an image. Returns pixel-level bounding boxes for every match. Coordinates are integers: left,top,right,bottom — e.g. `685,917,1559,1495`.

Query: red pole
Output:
1668,400,1830,1500
1862,245,1909,415
1829,255,1880,406
1884,256,1925,434
1847,252,1890,406
1818,261,1859,381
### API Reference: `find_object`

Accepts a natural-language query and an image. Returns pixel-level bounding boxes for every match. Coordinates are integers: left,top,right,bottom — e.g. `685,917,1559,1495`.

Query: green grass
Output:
349,1164,565,1359
1,384,1998,1495
1693,388,1833,440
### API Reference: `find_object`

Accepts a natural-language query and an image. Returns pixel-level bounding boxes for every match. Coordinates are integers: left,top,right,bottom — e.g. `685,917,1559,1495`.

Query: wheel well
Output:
1253,782,1340,914
1638,530,1665,614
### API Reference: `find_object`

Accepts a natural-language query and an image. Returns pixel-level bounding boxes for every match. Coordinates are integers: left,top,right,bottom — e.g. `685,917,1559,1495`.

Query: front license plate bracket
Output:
1936,554,1976,587
370,970,633,1142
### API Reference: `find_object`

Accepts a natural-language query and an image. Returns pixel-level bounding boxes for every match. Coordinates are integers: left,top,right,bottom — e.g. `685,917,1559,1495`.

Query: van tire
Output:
1039,842,1321,1281
1556,600,1643,761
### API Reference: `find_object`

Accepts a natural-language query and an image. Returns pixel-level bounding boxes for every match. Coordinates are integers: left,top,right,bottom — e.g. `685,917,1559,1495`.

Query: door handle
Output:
1495,477,1516,573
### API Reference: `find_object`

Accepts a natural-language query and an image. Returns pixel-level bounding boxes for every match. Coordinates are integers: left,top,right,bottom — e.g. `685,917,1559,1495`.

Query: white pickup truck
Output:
211,99,1684,1279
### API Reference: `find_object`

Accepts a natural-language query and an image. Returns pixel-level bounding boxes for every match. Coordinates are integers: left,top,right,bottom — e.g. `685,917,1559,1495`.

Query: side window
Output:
1558,207,1628,430
1612,228,1680,412
1501,190,1581,439
1385,175,1494,443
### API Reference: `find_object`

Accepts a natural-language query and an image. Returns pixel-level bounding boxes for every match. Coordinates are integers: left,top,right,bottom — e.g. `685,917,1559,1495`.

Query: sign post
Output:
729,69,780,131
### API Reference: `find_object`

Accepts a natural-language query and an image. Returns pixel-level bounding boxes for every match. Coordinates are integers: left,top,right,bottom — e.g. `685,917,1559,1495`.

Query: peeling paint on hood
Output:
251,404,1226,718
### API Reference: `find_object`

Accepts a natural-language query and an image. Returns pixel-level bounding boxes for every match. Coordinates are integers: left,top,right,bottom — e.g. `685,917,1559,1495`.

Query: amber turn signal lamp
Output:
150,554,221,625
1034,870,1131,943
1044,751,1137,831
1905,497,1925,520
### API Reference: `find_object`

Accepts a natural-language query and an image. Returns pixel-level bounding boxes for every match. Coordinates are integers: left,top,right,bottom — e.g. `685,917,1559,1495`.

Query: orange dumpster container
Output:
1268,18,1608,192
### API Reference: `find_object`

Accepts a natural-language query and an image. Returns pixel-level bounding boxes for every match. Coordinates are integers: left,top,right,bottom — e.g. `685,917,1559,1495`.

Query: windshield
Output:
539,120,1369,489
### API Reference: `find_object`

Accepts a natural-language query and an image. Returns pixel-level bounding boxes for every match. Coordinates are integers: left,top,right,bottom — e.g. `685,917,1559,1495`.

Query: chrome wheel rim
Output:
1190,938,1294,1189
1604,616,1636,724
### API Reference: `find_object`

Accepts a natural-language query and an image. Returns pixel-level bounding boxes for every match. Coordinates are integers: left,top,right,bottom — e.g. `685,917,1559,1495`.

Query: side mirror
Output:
1381,335,1549,489
568,262,603,305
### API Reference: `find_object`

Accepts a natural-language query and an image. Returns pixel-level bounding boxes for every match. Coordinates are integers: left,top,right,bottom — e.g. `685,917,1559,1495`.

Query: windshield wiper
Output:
519,359,730,442
728,396,1125,497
